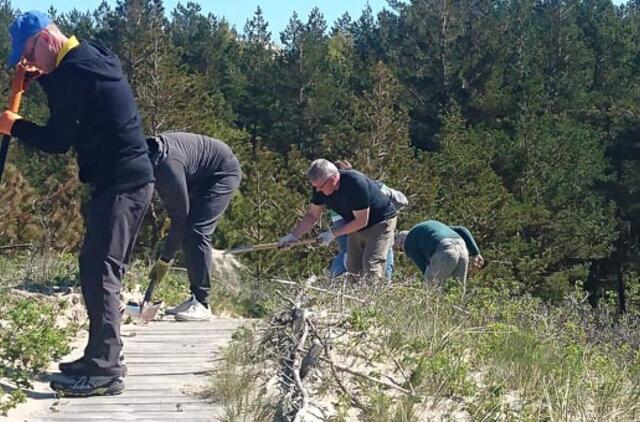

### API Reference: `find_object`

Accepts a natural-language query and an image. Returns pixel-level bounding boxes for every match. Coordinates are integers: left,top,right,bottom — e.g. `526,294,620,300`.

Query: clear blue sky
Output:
14,1,393,35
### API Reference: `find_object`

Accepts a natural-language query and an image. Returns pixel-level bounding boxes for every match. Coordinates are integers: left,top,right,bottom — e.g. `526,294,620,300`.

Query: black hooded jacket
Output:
12,40,154,193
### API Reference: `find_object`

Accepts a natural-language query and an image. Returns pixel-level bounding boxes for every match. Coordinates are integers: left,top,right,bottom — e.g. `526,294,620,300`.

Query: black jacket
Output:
12,40,154,193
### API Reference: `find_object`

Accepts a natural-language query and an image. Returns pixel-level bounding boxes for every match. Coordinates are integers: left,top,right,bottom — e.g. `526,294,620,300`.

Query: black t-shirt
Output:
311,170,397,230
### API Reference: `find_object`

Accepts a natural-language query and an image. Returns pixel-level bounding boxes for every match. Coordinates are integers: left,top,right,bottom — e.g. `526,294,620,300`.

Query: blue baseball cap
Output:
8,11,51,67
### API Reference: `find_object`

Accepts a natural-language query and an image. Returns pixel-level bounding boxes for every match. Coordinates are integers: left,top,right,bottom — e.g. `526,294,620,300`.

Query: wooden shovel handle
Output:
227,238,317,255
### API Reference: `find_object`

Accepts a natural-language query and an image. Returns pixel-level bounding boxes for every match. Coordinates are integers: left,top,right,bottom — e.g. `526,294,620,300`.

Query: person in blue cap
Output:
0,11,155,396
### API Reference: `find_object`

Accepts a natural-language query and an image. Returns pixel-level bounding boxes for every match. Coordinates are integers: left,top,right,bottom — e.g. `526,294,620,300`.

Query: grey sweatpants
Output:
184,172,241,305
346,216,397,279
80,182,153,376
424,237,469,286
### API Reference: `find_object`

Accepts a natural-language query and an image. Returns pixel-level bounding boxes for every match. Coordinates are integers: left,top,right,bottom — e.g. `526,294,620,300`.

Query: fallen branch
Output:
275,290,297,307
322,332,366,410
272,278,366,303
391,355,416,395
291,309,309,422
320,356,413,395
0,243,33,252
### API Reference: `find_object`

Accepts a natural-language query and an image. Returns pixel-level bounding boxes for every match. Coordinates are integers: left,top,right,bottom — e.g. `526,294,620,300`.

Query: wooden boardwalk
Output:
19,318,246,422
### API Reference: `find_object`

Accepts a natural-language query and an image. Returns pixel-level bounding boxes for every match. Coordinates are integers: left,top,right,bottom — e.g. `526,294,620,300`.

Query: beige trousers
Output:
346,216,397,279
424,237,469,287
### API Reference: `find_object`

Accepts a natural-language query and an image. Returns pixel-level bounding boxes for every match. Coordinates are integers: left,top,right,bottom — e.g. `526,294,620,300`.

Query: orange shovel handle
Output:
7,64,26,112
0,64,27,185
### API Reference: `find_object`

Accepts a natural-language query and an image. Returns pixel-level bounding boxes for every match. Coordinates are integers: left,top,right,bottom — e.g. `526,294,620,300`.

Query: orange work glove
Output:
0,111,22,136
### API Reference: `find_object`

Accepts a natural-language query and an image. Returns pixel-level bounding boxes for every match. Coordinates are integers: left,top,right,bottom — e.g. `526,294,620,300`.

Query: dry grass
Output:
209,275,640,421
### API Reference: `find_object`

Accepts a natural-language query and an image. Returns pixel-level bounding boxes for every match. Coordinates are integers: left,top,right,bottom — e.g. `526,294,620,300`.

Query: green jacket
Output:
404,220,480,274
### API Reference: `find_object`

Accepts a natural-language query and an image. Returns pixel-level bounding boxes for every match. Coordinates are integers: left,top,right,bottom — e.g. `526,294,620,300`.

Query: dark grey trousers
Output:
185,172,241,305
80,182,153,376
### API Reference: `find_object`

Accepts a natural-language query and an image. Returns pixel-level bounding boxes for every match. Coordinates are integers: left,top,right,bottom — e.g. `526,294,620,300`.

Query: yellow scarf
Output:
56,36,80,67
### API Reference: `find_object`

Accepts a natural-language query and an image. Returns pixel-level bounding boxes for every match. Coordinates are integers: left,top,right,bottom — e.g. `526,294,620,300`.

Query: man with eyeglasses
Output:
328,159,408,280
0,11,154,397
278,159,397,280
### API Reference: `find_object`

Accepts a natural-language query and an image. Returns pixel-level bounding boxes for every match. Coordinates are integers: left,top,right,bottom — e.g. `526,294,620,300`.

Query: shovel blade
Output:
124,302,142,317
140,301,162,322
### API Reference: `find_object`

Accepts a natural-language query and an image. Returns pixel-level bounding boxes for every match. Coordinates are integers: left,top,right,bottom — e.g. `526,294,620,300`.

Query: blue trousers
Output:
329,234,394,279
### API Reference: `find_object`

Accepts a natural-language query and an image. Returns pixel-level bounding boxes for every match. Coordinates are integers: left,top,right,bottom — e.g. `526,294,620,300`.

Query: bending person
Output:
279,159,397,280
395,220,484,286
146,132,242,321
329,160,408,280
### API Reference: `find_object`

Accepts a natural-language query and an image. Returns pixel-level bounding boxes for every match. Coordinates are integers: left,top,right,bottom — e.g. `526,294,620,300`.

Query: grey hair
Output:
45,23,62,33
307,159,339,183
394,230,409,250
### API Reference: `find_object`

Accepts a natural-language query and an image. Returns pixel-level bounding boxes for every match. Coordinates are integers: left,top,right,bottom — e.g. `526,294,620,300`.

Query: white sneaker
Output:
174,301,212,321
165,295,198,315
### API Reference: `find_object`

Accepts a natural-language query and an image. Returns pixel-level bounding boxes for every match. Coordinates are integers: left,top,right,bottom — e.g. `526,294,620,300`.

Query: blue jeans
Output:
329,234,394,279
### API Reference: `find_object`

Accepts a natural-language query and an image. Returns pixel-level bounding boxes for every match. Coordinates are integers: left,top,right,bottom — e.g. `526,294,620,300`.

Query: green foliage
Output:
0,158,85,250
349,306,378,331
0,297,76,415
0,0,636,308
0,163,40,244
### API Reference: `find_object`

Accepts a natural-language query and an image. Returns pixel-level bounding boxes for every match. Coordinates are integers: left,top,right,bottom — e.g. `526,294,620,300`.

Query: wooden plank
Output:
127,323,245,331
64,395,204,403
54,403,214,412
34,419,213,422
20,318,247,421
32,412,217,421
125,359,220,365
128,324,244,330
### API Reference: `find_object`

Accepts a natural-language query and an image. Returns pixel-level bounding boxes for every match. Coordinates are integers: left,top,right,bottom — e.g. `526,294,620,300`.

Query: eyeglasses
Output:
316,176,333,191
23,32,42,63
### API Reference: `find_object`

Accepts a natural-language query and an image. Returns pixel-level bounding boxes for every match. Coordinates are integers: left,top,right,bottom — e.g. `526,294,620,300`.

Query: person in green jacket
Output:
395,220,484,286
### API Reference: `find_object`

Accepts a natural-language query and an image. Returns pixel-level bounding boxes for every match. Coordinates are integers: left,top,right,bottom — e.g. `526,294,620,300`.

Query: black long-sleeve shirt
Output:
148,132,241,261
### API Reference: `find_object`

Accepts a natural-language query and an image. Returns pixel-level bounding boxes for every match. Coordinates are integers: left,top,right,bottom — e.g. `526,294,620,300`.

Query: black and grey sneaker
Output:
165,294,198,315
58,356,85,374
50,375,125,397
59,356,128,377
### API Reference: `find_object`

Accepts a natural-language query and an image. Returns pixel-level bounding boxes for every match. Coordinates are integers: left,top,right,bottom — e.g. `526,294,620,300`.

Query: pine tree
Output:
0,164,39,245
331,12,352,35
55,9,96,39
503,111,616,297
218,143,326,281
348,62,438,230
237,7,275,148
169,2,244,123
272,10,345,157
95,0,227,135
